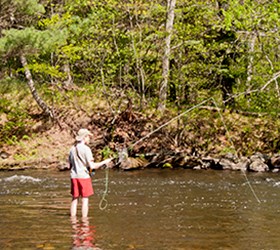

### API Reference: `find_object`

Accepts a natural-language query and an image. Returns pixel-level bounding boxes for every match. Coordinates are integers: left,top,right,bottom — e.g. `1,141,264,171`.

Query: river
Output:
0,168,280,249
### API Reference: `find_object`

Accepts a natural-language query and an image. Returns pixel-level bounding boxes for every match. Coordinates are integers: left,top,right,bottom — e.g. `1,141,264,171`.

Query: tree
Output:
1,0,279,116
158,0,176,112
221,0,280,111
0,0,67,118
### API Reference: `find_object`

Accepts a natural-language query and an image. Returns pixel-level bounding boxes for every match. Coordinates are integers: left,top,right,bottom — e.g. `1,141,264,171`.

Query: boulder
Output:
218,158,235,170
232,157,250,171
248,159,269,172
248,153,269,172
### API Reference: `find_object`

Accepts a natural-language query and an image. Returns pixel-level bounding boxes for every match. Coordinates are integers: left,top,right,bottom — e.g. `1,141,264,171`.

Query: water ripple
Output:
2,175,41,183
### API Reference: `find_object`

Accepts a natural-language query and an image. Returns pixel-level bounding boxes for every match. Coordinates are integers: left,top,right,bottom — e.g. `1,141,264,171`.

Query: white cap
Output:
75,128,93,141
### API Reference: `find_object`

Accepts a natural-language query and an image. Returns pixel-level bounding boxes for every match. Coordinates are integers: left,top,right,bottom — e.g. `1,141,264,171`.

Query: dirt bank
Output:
0,104,280,171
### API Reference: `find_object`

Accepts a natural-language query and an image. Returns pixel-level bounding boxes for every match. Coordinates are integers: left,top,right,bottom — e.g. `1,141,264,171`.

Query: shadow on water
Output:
1,169,280,249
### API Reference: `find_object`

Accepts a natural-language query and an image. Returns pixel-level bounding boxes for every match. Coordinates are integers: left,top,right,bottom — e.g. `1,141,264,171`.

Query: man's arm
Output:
90,158,113,169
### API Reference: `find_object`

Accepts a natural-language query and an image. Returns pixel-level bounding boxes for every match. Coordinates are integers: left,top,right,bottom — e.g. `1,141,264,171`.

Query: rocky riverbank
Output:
109,151,280,172
1,150,280,173
1,102,280,173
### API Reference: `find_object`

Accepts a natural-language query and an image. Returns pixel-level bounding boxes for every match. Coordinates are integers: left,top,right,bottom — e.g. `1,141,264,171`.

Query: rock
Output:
250,152,269,163
223,153,239,163
200,156,218,169
232,157,250,171
119,157,147,170
200,160,213,169
248,159,269,172
193,166,202,170
217,158,235,170
214,153,239,170
183,155,206,169
271,155,280,168
57,164,70,171
248,152,270,172
0,151,10,159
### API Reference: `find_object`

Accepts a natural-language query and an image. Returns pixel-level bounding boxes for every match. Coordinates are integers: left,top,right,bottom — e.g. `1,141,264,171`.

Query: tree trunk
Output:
63,63,73,88
20,54,54,118
159,0,176,112
246,33,256,91
128,15,146,110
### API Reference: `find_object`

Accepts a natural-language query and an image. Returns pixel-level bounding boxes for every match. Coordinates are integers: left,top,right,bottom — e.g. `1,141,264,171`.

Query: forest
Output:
0,0,280,169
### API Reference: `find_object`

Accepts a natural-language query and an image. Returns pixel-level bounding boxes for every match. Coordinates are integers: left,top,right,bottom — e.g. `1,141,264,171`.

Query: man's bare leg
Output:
71,198,78,217
81,197,89,217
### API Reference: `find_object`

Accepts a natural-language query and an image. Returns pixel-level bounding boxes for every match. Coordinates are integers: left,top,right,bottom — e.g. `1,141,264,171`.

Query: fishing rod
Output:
98,97,261,210
109,98,214,167
131,97,261,203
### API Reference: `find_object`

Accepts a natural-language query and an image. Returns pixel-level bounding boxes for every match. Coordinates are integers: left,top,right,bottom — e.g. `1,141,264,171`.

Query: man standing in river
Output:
69,128,112,217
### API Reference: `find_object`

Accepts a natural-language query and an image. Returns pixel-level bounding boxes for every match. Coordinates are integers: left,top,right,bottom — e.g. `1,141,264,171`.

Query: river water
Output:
0,168,280,250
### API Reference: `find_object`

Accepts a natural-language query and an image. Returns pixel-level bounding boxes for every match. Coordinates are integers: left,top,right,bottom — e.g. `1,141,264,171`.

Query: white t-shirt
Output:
69,142,94,179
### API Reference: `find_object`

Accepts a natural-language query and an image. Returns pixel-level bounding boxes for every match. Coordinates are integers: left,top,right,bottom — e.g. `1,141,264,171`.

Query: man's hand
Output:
104,158,114,168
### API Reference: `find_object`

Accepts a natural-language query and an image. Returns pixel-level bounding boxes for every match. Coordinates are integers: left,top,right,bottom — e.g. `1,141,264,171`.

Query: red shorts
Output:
71,178,94,198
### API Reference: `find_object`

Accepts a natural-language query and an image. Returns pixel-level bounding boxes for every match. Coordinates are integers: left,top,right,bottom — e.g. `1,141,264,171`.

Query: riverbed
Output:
0,168,280,249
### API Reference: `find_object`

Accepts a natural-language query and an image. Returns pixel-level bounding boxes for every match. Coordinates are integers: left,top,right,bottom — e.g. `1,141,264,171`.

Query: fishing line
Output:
210,97,261,203
240,169,261,203
98,97,261,209
131,98,211,149
131,97,261,203
99,168,110,210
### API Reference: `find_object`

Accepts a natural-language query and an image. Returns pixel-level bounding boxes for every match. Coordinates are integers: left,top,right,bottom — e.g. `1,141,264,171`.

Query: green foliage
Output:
101,146,116,159
0,109,31,145
0,0,279,116
162,163,173,169
243,93,280,114
0,28,67,57
28,62,64,79
14,0,45,16
0,82,35,146
0,97,12,113
1,0,280,162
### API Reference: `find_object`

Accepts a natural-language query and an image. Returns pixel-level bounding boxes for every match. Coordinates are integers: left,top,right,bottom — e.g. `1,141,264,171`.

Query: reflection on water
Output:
0,169,280,249
71,217,98,250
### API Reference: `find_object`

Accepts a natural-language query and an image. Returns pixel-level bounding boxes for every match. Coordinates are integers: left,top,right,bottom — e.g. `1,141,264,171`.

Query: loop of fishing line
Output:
99,168,109,210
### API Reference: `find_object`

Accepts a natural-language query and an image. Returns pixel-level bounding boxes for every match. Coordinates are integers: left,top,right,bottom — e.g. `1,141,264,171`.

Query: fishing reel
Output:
88,168,95,177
